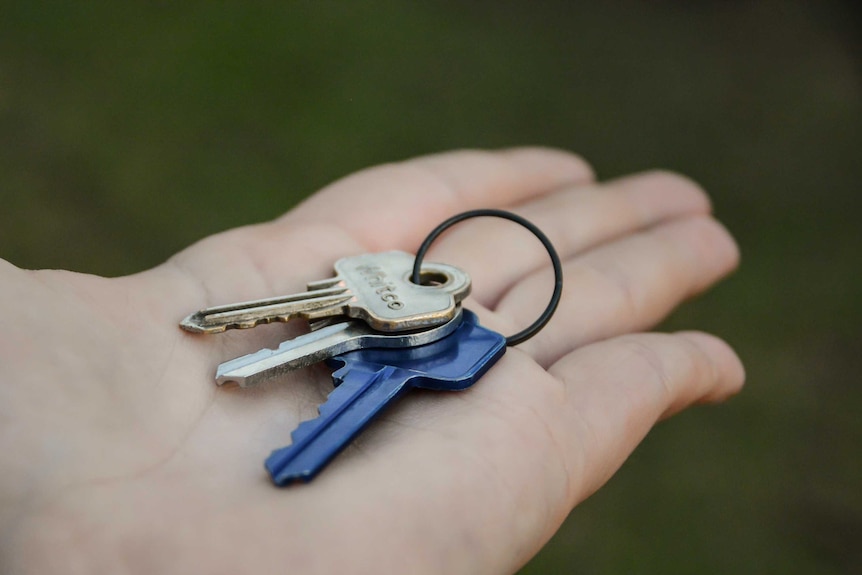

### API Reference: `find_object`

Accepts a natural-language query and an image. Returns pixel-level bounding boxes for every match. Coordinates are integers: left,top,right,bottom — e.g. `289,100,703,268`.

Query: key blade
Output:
285,364,398,447
215,321,361,387
180,287,352,333
215,308,465,387
265,364,408,485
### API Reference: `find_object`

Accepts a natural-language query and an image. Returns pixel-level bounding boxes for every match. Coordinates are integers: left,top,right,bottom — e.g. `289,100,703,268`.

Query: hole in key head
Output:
412,270,450,287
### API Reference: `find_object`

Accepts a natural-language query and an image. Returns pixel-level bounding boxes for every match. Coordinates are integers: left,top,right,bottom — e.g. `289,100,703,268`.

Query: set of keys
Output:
180,250,508,485
180,209,563,486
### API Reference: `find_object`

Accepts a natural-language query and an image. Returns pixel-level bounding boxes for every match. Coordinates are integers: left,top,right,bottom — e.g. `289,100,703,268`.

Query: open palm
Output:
1,148,744,574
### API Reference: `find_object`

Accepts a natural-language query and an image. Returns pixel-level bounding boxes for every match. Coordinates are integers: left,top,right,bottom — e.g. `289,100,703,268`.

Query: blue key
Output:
265,310,506,485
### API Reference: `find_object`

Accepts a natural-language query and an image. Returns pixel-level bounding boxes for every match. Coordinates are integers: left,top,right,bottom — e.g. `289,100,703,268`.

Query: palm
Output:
1,149,743,575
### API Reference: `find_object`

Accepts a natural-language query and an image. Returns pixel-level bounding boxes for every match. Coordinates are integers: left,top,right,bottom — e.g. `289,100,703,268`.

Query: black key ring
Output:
411,209,563,347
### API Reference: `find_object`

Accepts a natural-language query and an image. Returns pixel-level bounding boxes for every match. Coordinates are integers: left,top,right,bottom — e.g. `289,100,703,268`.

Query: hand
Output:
0,148,744,574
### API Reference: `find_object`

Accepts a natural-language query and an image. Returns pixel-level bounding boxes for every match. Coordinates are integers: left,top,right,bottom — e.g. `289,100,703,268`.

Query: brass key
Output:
180,251,470,334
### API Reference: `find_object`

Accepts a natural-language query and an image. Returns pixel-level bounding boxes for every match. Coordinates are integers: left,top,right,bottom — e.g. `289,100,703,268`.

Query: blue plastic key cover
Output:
265,310,506,485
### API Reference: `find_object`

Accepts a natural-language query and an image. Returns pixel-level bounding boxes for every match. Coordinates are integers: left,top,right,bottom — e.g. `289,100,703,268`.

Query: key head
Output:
334,251,471,331
327,309,506,392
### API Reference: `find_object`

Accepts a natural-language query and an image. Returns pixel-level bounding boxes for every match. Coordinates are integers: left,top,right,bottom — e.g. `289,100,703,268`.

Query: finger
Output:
151,148,593,314
547,331,745,502
422,170,711,307
494,215,740,367
286,147,594,249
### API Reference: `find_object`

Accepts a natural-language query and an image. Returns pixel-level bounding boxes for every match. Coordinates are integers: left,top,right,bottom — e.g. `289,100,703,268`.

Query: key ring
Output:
412,209,563,346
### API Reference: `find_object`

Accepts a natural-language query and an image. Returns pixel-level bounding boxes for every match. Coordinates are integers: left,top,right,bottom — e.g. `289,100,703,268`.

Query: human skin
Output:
0,148,744,574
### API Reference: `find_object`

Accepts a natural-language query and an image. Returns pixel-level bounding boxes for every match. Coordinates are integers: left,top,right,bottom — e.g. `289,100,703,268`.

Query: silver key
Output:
215,307,464,388
180,251,470,334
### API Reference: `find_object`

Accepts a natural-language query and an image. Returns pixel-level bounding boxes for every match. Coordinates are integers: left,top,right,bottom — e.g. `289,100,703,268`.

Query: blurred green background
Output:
1,1,859,572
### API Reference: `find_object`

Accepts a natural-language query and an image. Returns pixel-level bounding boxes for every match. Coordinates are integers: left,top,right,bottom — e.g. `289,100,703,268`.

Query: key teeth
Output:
179,313,218,333
289,366,355,444
289,418,322,445
327,357,350,386
265,448,314,486
180,313,265,333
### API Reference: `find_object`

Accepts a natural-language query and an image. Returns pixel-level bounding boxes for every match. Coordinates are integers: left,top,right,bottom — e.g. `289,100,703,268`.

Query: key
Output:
264,310,506,485
215,308,464,388
180,251,470,333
